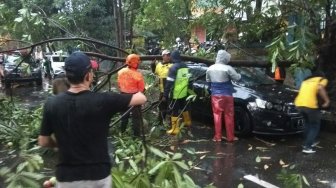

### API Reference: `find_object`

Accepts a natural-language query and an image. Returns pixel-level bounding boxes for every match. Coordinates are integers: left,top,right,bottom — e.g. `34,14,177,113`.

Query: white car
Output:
45,53,68,78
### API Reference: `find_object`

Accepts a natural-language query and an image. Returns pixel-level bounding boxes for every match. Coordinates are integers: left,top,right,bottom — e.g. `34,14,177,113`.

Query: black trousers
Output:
120,105,143,136
158,93,168,123
169,97,189,117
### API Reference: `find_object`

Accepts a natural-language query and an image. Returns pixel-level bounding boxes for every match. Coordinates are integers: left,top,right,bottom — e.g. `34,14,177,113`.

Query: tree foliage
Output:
1,0,336,100
135,0,194,47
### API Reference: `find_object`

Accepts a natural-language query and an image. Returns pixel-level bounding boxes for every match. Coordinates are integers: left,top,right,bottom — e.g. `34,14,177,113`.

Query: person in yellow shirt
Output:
295,71,330,154
151,50,173,125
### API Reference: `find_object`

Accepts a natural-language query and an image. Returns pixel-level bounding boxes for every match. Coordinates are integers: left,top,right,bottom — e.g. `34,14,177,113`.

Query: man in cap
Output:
295,69,330,154
163,50,192,135
151,49,173,124
117,54,145,136
206,50,241,142
38,52,146,188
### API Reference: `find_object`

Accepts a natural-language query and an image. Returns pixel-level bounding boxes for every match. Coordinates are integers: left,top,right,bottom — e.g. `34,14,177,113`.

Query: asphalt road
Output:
1,81,336,188
183,123,336,188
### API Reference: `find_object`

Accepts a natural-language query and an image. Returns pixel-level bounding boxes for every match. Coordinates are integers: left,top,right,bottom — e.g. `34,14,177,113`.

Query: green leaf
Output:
128,159,138,173
287,24,297,29
174,161,189,170
302,175,310,186
288,40,300,46
172,153,183,160
183,173,196,186
173,167,182,187
18,8,27,15
149,146,168,158
112,170,125,187
21,171,44,180
255,156,261,163
295,50,300,59
148,161,166,175
279,41,285,50
20,175,41,187
16,162,28,173
288,45,299,52
183,148,196,155
14,17,23,22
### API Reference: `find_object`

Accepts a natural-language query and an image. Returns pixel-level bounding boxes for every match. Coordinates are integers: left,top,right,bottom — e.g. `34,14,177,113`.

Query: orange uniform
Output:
117,67,145,93
117,54,144,137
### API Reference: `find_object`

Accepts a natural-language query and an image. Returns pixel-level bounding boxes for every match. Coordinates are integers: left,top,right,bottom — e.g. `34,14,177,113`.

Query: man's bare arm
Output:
318,85,330,108
38,135,57,148
129,92,147,106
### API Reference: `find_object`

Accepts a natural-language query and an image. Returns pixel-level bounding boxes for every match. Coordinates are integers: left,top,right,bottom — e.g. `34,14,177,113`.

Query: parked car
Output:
187,63,304,136
45,53,68,78
2,53,42,88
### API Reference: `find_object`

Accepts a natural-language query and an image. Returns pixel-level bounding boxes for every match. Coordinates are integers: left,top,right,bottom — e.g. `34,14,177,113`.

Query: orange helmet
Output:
126,54,141,69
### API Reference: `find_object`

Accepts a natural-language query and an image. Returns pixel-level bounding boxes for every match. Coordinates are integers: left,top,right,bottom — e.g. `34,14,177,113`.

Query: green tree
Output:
135,0,194,47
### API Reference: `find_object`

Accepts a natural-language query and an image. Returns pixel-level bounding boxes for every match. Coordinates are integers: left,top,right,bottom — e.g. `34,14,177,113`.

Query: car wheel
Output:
234,106,252,136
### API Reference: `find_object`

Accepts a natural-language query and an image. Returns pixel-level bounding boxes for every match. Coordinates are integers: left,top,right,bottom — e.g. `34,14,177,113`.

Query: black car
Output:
188,63,304,136
2,53,42,88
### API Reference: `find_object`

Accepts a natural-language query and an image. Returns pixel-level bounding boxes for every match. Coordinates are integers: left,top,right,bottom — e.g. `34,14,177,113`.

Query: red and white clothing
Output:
206,50,241,142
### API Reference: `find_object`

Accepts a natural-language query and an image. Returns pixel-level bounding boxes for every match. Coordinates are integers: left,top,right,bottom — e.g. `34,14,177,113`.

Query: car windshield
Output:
5,55,21,65
187,63,208,81
52,56,67,62
235,67,276,86
187,63,276,86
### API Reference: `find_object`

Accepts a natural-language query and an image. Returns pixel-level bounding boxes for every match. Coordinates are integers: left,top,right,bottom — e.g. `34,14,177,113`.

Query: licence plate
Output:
291,118,304,129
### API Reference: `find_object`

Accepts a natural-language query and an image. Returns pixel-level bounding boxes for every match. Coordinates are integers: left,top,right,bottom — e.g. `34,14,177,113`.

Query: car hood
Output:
241,83,298,103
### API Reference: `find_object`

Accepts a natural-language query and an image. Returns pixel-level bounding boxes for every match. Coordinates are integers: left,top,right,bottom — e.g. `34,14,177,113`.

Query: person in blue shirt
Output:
163,50,192,135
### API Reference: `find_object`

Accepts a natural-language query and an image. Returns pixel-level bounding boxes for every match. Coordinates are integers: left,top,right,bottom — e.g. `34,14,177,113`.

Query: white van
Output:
45,53,68,78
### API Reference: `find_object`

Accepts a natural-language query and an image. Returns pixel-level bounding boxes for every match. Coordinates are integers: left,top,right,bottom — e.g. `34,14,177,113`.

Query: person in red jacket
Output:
117,54,145,136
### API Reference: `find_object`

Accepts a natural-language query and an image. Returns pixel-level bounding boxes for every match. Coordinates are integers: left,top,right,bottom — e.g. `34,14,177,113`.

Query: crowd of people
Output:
36,48,330,187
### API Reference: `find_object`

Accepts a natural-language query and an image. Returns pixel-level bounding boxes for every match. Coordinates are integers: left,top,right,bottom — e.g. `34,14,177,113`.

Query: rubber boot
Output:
182,111,192,126
167,116,180,135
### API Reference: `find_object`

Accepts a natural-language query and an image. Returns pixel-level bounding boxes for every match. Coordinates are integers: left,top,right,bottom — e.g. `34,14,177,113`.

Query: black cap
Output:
64,52,91,76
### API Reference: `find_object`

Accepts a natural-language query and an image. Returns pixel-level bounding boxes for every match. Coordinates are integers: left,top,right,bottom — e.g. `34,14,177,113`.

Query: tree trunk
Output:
118,0,124,51
129,0,135,48
113,0,122,57
319,1,336,109
255,0,262,13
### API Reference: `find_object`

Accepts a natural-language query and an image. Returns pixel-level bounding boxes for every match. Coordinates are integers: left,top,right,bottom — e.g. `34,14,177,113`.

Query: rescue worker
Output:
90,57,99,86
117,54,145,136
43,56,53,79
274,66,286,84
295,70,330,154
206,50,241,142
163,50,192,135
150,49,173,124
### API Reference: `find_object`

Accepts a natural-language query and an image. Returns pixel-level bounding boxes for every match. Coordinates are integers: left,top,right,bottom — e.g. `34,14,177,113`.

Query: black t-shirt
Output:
40,90,132,182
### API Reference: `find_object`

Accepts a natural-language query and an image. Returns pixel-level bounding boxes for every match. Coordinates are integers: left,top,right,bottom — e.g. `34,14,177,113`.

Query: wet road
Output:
1,82,336,188
0,80,51,108
183,124,336,188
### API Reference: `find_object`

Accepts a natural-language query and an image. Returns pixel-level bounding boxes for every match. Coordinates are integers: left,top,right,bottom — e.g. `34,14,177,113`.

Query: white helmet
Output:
176,37,181,43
